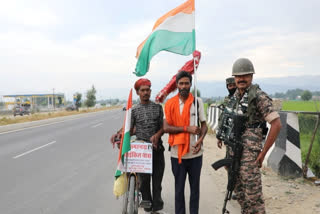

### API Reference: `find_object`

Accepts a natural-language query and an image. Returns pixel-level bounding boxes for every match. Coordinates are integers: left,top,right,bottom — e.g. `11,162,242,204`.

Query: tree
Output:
85,85,97,107
301,90,312,101
286,88,304,100
313,91,320,96
274,92,285,99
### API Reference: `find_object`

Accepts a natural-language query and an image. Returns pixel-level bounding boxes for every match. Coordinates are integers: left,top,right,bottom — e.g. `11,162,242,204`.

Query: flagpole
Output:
193,0,198,142
194,56,198,142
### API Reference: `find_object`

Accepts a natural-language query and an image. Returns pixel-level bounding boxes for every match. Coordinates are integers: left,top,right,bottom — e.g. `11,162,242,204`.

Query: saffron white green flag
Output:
134,0,195,77
115,89,132,177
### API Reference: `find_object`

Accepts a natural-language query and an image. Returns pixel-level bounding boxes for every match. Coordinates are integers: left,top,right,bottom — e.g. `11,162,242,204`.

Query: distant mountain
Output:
91,75,320,101
196,75,320,98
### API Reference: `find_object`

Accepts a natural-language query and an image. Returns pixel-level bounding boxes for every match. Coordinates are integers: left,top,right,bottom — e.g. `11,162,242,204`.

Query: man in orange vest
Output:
163,71,208,214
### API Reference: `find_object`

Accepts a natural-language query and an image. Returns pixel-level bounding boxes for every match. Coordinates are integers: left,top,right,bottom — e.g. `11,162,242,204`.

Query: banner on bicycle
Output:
119,141,153,174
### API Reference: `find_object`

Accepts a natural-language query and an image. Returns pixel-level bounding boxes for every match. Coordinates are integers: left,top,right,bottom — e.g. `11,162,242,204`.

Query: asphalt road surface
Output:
0,109,240,214
0,110,125,214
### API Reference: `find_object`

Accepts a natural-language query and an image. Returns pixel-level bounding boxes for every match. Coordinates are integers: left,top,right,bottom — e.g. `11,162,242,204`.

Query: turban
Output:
134,78,151,91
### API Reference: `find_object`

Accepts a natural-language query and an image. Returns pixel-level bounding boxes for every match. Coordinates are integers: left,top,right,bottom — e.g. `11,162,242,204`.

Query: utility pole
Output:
53,88,55,111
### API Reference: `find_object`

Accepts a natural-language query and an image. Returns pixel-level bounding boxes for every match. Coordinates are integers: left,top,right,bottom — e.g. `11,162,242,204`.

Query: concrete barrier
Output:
210,106,216,128
207,105,212,125
206,104,221,131
208,105,215,128
266,112,303,177
212,107,221,131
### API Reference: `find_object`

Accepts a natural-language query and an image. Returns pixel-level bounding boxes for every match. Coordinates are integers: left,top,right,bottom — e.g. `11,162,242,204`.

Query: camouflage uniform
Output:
217,76,235,135
217,77,236,158
217,95,233,157
225,84,279,214
223,95,232,107
217,95,232,127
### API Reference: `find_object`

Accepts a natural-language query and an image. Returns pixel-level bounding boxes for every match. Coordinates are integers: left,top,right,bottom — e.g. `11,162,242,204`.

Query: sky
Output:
0,0,320,100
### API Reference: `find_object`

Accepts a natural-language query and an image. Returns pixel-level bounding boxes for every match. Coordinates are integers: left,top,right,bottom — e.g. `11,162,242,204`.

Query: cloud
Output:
1,0,320,100
231,30,320,78
0,1,59,27
0,18,164,98
196,28,320,80
0,20,155,75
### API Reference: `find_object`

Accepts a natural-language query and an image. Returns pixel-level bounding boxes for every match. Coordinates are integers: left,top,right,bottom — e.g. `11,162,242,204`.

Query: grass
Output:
203,103,208,118
298,114,320,177
0,106,120,126
282,100,320,112
281,101,320,177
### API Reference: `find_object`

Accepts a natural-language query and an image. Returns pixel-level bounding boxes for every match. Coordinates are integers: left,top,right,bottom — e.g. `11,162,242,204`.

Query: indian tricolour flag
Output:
134,0,195,77
115,89,132,177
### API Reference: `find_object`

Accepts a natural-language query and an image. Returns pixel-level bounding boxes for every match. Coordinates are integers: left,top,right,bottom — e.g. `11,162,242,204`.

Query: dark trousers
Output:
140,145,165,212
171,155,203,214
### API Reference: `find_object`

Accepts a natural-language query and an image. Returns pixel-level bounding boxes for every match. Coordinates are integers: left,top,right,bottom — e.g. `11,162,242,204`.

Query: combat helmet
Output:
226,77,235,85
232,58,255,76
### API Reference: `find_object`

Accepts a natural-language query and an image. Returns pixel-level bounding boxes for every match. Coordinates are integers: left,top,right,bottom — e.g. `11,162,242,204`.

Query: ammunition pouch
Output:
247,122,269,140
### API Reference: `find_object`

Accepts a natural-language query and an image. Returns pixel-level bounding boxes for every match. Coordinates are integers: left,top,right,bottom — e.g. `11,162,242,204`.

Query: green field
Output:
282,100,320,111
281,101,320,177
204,103,208,118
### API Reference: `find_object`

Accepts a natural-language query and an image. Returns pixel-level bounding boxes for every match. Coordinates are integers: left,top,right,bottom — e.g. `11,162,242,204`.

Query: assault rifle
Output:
212,114,247,214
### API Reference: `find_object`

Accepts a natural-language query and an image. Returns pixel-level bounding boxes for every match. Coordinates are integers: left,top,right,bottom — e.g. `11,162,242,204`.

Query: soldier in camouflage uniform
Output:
223,77,236,106
224,58,282,214
217,77,236,150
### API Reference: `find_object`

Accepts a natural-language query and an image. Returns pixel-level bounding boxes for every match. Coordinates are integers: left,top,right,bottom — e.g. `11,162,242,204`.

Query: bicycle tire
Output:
134,180,139,214
122,176,129,214
127,175,136,214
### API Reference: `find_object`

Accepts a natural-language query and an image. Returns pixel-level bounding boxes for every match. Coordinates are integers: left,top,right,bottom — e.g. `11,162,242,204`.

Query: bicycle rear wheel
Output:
127,175,136,214
122,187,128,214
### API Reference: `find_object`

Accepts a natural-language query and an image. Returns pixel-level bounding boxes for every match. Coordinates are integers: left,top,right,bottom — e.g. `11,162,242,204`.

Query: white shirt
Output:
169,97,206,159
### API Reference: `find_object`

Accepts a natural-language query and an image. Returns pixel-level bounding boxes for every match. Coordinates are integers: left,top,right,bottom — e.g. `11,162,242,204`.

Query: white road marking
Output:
91,123,103,128
13,141,57,159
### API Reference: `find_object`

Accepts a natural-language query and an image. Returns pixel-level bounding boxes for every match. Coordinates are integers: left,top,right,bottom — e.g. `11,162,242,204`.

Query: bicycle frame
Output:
121,141,153,214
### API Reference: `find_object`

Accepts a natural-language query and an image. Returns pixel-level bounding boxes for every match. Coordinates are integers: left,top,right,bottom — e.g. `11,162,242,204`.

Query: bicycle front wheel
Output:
127,175,136,214
122,175,129,214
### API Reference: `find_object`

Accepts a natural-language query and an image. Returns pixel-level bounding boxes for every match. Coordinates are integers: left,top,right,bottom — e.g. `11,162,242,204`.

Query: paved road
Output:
0,109,124,214
0,109,240,214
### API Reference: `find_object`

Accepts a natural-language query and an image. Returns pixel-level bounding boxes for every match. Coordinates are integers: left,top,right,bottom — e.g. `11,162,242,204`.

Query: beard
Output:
179,88,190,97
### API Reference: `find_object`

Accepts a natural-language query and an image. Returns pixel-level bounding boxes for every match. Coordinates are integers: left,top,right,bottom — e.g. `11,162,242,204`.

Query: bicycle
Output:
114,138,152,214
122,172,152,214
